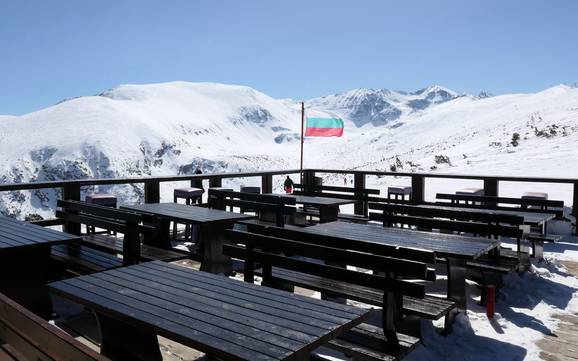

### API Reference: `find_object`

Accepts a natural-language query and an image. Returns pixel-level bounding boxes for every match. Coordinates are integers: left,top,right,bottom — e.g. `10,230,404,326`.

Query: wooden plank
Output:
58,200,143,222
82,234,186,261
138,262,363,321
50,281,279,361
369,203,525,225
227,230,429,279
0,216,78,239
141,262,362,316
225,245,425,298
300,222,498,260
72,277,298,359
0,293,108,361
242,222,436,264
122,203,254,224
369,213,523,239
436,193,564,208
144,180,160,204
293,184,380,195
90,272,316,349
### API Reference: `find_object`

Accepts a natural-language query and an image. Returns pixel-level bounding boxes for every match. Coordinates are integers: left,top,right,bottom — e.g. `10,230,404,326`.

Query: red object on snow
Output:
486,285,495,318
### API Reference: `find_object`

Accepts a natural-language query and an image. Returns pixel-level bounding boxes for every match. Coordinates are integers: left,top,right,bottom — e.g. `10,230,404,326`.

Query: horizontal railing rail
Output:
0,169,302,192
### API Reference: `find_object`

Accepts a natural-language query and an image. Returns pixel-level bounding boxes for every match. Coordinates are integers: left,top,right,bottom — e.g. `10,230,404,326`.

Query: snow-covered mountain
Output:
307,85,462,127
1,81,577,218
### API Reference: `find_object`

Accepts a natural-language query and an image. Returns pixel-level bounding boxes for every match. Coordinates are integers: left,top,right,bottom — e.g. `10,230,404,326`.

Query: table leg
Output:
318,206,339,223
446,257,467,312
199,223,233,275
97,313,162,361
0,247,54,319
143,219,172,249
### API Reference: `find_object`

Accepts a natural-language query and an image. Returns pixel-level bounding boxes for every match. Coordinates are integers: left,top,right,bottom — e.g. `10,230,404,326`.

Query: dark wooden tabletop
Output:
300,221,499,260
0,216,80,252
49,261,368,361
427,204,555,225
121,203,255,225
265,194,354,207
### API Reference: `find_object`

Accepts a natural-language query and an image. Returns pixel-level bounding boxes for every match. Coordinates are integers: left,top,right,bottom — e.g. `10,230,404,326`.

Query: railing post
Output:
354,173,367,216
411,175,425,205
209,177,222,188
573,182,578,217
302,170,315,187
483,179,499,197
62,184,81,235
144,180,160,203
484,178,499,207
262,174,273,194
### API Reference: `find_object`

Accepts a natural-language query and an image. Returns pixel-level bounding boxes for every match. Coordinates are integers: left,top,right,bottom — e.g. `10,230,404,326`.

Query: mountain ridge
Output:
0,81,577,218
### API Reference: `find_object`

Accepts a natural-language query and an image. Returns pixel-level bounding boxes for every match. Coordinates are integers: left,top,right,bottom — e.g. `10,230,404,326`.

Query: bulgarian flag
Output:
305,116,344,137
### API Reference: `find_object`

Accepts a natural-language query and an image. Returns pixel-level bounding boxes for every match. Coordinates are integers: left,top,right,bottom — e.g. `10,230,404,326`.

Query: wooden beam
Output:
209,177,222,188
144,180,160,203
354,173,367,216
411,175,425,205
573,182,578,216
62,184,81,235
261,174,273,194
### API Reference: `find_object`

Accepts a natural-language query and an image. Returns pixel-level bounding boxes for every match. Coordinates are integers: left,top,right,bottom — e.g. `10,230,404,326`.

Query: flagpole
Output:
299,101,305,184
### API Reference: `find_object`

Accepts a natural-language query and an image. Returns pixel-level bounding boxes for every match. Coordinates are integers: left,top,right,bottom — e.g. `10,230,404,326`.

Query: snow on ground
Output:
408,247,578,361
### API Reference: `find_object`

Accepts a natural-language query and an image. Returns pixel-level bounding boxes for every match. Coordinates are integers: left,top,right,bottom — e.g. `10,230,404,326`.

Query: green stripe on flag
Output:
306,117,344,129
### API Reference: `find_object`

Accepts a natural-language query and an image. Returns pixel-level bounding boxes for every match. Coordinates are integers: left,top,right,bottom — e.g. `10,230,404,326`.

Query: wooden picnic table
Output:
121,203,254,274
298,221,500,311
0,215,81,318
265,194,355,223
49,261,369,361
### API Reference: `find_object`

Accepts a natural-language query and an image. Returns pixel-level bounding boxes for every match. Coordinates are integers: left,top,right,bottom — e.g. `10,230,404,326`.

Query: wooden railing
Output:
0,169,301,225
303,169,578,217
0,168,576,224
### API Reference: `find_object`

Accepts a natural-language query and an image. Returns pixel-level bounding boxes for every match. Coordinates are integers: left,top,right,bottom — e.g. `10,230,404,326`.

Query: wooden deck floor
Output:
537,261,578,361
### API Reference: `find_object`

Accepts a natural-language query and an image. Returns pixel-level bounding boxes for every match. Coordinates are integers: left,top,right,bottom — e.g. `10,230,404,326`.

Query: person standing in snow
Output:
284,176,294,193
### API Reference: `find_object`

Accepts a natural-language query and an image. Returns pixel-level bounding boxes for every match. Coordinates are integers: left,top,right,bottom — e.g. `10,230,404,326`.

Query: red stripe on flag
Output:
305,127,343,137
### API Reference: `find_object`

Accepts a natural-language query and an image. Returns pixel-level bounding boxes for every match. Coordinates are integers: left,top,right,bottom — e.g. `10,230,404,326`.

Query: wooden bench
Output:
224,228,446,361
368,203,527,272
368,203,527,304
208,189,297,227
293,183,381,222
0,293,109,361
229,223,456,326
436,193,565,218
53,200,185,274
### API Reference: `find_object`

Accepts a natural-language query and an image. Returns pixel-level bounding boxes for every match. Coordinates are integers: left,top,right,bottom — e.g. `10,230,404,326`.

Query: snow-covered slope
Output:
1,81,577,218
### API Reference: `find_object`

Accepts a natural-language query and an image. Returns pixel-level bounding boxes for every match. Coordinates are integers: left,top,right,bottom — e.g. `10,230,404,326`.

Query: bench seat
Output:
466,254,520,274
82,234,188,261
297,208,370,223
526,233,561,243
51,244,125,273
259,267,455,320
326,322,420,361
0,344,25,361
0,293,108,361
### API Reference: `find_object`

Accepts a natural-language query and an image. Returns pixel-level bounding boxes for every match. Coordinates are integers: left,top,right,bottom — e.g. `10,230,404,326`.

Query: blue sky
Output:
1,0,577,115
